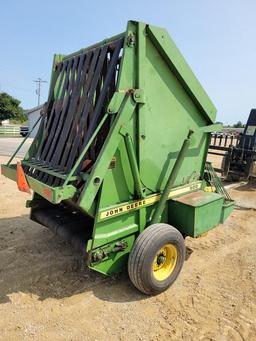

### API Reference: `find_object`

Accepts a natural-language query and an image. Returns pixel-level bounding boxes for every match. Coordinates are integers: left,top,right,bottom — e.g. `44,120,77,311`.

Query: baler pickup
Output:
1,21,234,295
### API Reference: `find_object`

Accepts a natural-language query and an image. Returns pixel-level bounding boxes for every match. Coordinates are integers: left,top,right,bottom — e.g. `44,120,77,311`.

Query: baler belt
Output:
65,38,123,176
26,37,124,186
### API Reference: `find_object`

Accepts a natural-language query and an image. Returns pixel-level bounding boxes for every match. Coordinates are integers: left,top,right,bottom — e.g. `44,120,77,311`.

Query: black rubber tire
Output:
128,223,185,295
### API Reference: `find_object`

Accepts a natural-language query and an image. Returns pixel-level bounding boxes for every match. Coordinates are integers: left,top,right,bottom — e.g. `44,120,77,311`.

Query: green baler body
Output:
1,21,234,276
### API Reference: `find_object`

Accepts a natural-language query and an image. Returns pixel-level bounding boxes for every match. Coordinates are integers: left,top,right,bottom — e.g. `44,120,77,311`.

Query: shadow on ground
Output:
0,215,194,305
0,215,145,304
233,183,256,192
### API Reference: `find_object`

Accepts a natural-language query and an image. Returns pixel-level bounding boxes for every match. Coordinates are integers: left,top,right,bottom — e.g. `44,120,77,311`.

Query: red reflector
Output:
17,162,31,194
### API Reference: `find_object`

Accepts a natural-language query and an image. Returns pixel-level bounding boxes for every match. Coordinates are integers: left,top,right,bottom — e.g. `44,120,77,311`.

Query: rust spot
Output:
43,188,52,199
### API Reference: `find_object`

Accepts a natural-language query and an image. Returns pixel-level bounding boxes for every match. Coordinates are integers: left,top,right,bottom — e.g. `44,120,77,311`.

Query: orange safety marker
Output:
16,162,31,194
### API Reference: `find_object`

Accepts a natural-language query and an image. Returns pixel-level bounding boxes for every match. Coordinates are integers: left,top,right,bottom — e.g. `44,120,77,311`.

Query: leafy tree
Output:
0,92,26,123
233,121,243,128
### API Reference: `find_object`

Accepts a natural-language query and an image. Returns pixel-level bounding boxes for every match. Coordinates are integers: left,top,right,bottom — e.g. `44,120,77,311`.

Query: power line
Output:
33,78,47,106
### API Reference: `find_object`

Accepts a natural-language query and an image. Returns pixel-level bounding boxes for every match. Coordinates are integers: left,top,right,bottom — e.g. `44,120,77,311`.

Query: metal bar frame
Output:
124,133,144,198
7,116,42,166
151,130,194,225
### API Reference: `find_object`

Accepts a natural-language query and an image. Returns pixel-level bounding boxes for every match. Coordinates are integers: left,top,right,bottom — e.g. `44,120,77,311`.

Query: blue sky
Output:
0,0,255,124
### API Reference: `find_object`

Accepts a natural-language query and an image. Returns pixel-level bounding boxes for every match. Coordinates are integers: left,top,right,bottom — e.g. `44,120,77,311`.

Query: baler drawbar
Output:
1,21,234,294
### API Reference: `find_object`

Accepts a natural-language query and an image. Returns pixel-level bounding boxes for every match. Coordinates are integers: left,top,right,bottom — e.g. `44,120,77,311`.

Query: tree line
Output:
0,92,26,124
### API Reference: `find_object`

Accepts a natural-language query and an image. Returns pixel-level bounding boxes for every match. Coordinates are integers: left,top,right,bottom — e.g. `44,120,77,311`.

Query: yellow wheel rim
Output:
152,244,177,281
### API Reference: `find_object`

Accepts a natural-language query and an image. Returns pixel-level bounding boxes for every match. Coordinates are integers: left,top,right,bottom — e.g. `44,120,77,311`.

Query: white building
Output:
0,119,10,125
26,104,44,138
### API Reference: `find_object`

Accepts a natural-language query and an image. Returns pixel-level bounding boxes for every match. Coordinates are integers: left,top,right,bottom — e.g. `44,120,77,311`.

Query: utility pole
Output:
33,78,47,106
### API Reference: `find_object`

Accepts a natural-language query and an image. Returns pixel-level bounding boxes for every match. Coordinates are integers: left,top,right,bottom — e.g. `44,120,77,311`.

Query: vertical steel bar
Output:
7,116,42,166
63,113,109,186
151,130,194,225
124,133,144,198
224,135,228,147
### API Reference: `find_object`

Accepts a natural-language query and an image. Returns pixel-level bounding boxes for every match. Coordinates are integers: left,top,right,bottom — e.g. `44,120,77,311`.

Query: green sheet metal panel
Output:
220,201,235,223
168,191,224,237
147,24,216,122
137,22,215,193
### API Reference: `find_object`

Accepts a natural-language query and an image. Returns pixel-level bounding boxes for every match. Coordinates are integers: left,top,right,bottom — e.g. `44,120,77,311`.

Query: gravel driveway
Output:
0,137,33,158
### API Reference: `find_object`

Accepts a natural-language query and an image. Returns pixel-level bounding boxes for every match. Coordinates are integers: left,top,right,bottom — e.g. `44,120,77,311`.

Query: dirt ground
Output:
0,154,256,341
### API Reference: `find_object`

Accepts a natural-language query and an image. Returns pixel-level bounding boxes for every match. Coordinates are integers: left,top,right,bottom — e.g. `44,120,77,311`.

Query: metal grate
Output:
25,37,124,186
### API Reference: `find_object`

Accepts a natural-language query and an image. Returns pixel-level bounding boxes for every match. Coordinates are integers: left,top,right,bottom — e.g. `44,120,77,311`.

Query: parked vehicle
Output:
20,126,29,137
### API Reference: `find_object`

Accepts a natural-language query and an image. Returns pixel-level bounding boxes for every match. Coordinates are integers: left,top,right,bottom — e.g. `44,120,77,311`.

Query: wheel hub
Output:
152,244,177,281
157,254,166,265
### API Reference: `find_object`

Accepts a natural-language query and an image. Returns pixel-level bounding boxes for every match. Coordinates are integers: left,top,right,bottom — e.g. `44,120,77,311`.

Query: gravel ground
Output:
0,154,255,341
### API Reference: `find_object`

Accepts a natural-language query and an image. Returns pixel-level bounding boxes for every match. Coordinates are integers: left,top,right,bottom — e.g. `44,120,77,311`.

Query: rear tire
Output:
128,223,185,295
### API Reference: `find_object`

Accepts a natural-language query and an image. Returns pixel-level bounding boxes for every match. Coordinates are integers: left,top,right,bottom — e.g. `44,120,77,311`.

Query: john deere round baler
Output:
1,21,234,294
